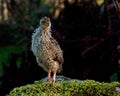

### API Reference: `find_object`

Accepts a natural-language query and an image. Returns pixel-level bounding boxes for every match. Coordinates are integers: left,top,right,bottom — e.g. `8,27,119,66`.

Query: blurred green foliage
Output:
110,73,118,82
0,0,53,46
8,79,120,96
0,46,25,76
0,0,52,75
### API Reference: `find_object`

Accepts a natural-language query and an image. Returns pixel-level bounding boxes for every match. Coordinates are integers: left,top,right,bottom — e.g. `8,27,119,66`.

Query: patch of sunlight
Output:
97,0,104,6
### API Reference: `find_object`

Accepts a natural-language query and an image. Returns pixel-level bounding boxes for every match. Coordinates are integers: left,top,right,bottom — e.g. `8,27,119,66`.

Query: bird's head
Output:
40,17,51,30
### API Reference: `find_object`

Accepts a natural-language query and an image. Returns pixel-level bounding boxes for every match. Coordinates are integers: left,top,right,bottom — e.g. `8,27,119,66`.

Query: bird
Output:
31,17,64,84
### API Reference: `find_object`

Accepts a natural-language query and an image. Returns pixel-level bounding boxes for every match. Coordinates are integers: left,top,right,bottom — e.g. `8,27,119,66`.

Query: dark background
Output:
0,0,120,95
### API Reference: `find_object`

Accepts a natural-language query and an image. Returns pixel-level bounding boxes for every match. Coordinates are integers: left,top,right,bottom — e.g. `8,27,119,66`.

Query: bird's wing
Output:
50,37,64,65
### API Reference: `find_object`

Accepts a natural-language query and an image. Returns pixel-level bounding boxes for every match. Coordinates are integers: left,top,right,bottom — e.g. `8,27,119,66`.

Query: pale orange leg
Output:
47,69,51,81
52,70,57,84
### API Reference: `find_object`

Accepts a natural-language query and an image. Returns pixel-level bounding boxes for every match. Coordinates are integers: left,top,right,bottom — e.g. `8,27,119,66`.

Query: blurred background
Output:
0,0,120,95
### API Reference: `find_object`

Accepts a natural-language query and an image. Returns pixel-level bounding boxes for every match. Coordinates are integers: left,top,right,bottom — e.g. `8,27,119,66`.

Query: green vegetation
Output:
96,0,104,5
8,79,120,96
0,46,26,76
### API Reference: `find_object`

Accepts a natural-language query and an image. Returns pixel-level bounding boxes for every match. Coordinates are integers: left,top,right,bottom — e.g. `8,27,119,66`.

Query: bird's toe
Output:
52,79,56,84
47,77,52,82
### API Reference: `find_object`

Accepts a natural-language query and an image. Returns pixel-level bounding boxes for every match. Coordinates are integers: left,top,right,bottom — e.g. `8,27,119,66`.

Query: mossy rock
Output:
8,79,120,96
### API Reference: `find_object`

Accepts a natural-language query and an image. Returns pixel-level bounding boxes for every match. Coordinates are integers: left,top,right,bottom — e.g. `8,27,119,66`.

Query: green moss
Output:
8,79,120,96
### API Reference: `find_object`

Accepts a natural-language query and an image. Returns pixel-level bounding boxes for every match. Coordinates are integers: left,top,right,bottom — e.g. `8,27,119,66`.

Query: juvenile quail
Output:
31,17,64,84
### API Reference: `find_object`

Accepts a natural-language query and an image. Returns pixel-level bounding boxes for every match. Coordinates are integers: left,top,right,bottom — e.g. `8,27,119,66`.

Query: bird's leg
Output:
52,70,56,84
47,69,52,81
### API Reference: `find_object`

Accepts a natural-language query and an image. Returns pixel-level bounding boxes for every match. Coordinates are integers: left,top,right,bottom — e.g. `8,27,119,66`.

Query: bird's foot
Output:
47,78,55,85
47,77,52,82
52,79,56,85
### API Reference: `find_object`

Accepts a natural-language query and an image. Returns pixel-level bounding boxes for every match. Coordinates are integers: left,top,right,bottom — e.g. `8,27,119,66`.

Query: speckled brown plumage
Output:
31,17,64,84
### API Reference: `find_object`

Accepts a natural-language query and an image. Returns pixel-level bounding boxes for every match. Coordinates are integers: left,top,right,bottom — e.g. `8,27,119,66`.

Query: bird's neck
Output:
41,27,52,38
